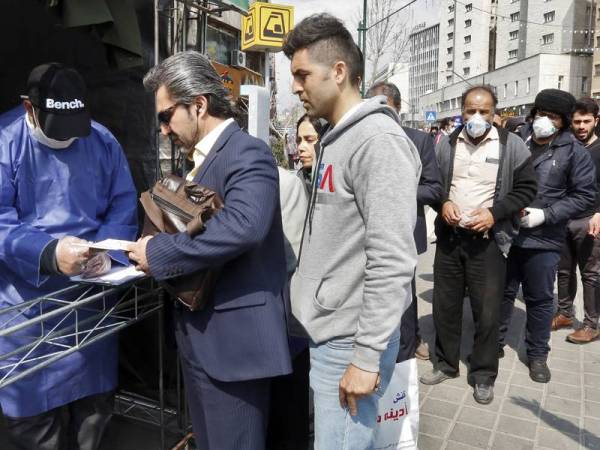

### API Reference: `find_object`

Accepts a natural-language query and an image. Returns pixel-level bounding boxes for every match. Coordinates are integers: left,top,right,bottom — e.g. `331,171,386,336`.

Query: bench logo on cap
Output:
45,98,85,110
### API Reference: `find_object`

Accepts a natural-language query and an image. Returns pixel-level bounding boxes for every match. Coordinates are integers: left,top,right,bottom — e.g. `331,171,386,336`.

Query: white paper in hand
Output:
72,239,136,252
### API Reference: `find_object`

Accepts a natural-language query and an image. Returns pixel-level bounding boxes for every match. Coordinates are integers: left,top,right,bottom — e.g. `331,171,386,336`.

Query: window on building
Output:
582,76,588,92
511,0,520,3
543,11,555,23
206,25,239,66
558,75,564,90
447,61,453,68
527,77,531,94
515,80,519,96
510,30,519,40
465,19,472,28
447,47,453,55
448,4,454,13
464,51,471,59
504,83,507,98
596,64,600,76
463,67,470,76
510,12,520,22
448,32,454,41
464,35,472,44
466,3,473,12
447,75,453,83
448,18,454,27
508,49,518,59
542,33,554,45
593,92,600,100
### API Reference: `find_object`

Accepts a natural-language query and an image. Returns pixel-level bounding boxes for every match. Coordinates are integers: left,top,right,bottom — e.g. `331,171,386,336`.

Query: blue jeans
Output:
500,247,561,360
310,332,400,450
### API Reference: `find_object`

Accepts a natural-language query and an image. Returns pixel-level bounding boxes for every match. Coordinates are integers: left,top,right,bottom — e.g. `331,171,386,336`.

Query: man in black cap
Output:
0,63,138,449
499,89,597,383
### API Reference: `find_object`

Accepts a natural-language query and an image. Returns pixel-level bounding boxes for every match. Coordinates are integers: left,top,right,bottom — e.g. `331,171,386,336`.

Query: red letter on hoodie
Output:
319,164,335,192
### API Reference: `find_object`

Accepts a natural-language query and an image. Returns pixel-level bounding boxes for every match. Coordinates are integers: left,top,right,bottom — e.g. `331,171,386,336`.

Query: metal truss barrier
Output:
0,279,190,450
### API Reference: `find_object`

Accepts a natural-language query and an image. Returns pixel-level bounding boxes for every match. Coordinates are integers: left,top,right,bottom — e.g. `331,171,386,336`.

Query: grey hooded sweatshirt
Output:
290,96,421,372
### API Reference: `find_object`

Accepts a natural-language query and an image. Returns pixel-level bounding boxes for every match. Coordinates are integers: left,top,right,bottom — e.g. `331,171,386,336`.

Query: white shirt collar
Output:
187,118,234,181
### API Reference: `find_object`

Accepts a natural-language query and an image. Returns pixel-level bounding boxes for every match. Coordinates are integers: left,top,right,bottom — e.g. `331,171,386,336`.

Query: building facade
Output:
408,23,439,126
496,0,593,70
415,0,594,125
420,53,592,120
438,0,496,88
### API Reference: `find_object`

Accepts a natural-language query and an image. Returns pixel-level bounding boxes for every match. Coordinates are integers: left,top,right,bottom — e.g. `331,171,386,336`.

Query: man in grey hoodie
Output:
283,13,421,449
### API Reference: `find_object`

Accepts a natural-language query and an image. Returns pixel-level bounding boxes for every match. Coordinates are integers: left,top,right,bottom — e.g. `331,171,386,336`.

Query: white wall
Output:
420,53,592,119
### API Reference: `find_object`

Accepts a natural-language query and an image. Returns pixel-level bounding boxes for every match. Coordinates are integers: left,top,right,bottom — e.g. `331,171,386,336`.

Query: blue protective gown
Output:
0,108,138,418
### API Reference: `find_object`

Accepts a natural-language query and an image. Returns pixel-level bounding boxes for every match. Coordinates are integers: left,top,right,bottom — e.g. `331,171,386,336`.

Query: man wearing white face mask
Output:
421,85,537,405
499,89,596,384
0,63,138,450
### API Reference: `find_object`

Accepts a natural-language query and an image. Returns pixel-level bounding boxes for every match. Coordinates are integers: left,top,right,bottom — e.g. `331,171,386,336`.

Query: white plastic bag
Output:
373,358,419,450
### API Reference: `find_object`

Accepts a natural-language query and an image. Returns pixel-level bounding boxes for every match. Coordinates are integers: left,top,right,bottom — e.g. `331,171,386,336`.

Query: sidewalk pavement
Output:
415,244,600,450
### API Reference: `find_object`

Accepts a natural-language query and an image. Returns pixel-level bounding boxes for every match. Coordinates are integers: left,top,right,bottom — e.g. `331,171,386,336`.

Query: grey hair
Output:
143,50,234,118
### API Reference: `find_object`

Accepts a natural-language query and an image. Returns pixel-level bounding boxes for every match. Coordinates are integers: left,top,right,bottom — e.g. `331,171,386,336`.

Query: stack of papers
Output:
71,265,145,286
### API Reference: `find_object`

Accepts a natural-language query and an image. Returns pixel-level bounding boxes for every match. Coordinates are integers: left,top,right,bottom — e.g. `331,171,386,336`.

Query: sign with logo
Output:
241,3,294,51
424,111,437,122
212,61,264,99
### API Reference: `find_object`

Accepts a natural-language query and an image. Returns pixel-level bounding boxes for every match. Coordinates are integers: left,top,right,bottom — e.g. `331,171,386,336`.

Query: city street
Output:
1,242,598,450
414,244,600,450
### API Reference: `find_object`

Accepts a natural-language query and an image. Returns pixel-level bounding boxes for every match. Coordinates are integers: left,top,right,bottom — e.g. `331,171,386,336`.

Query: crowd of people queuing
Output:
0,10,599,450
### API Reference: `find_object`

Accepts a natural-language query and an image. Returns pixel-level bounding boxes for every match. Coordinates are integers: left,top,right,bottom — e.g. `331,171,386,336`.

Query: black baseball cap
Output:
22,63,91,140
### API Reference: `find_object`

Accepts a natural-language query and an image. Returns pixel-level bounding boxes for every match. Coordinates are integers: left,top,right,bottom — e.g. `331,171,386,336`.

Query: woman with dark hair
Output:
267,113,324,450
296,113,325,191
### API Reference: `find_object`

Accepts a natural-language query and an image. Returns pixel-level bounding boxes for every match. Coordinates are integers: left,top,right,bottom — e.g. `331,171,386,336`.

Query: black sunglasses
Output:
157,103,184,126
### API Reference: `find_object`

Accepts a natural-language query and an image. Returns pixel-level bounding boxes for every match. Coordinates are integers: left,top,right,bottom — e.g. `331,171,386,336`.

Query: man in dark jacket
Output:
421,85,537,405
500,90,597,383
127,51,292,449
553,98,600,344
366,82,443,361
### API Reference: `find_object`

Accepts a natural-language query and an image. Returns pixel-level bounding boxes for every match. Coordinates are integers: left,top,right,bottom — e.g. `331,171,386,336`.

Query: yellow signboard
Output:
241,3,294,51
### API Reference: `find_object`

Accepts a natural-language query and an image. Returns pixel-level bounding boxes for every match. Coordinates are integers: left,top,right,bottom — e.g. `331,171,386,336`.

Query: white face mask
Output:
26,108,77,149
465,112,491,139
532,116,557,139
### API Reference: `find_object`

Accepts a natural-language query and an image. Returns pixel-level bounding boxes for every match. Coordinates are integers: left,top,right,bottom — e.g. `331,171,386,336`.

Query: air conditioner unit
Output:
232,50,246,68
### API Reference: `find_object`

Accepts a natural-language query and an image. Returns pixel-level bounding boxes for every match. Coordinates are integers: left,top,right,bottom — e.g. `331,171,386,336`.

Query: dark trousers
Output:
433,231,506,386
266,348,310,450
500,246,561,360
557,216,600,329
398,276,420,363
175,320,271,450
3,392,113,450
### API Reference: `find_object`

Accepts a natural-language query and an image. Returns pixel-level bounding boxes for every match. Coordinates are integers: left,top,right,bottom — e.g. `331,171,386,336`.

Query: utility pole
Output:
361,0,367,96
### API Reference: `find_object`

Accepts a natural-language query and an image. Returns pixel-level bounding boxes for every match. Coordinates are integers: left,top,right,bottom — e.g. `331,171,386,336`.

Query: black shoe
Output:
419,369,458,385
529,359,551,383
473,384,494,404
498,348,504,359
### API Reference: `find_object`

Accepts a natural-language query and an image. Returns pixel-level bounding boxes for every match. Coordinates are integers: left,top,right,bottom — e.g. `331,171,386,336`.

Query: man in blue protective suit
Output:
0,63,138,450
